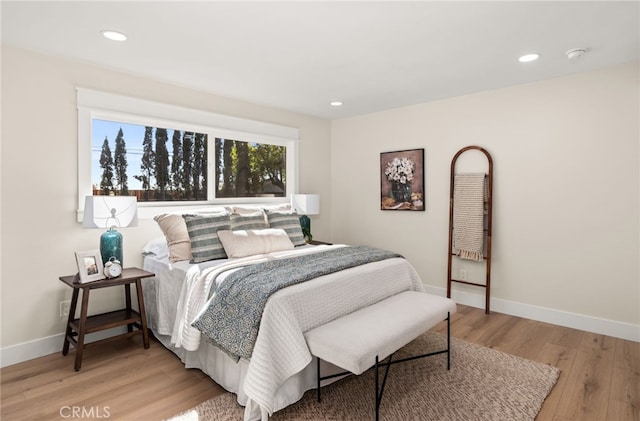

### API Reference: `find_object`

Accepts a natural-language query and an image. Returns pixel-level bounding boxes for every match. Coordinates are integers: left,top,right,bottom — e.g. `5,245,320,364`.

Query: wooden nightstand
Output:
59,267,155,371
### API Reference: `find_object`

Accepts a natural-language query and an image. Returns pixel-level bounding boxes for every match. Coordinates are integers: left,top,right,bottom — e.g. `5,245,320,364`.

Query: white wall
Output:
331,63,639,338
0,45,332,359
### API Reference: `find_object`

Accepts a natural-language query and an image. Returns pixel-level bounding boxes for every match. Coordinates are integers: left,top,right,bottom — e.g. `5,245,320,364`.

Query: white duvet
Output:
157,244,425,420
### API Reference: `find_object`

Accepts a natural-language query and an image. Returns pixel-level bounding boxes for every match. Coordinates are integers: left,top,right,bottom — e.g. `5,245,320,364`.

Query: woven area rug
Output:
168,331,560,421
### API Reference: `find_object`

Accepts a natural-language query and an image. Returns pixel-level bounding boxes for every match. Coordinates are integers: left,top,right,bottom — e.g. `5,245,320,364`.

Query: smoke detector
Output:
566,48,587,60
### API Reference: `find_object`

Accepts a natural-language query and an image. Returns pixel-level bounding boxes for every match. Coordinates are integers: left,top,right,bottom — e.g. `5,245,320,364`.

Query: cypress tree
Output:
170,129,182,197
214,137,222,198
155,128,169,200
99,137,114,195
193,133,206,199
222,139,233,197
139,126,155,200
201,135,208,195
182,132,193,199
113,128,128,195
236,141,250,196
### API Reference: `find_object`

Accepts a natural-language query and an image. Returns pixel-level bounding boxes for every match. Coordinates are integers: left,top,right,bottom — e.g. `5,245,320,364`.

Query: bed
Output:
141,208,425,421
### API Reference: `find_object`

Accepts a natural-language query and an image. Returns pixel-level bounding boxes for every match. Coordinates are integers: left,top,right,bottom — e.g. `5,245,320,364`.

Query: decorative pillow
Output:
153,213,192,262
217,229,294,258
266,210,306,246
230,212,268,231
190,207,228,215
183,213,231,263
230,204,291,214
229,206,265,215
264,203,292,212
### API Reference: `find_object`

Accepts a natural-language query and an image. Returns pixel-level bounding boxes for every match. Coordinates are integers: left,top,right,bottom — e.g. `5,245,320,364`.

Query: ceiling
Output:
2,1,638,120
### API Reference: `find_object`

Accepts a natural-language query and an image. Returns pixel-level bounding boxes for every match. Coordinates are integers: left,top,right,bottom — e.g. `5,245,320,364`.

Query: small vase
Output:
391,182,412,203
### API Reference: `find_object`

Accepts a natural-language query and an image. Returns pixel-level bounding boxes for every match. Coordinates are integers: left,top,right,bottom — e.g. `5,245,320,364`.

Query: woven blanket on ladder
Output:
453,173,486,262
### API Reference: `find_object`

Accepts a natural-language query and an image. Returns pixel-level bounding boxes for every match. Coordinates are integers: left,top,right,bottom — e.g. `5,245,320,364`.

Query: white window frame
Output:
77,88,299,221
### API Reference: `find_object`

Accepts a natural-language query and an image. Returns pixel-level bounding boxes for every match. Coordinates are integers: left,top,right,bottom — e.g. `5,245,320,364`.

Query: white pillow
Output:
142,237,169,259
217,228,294,258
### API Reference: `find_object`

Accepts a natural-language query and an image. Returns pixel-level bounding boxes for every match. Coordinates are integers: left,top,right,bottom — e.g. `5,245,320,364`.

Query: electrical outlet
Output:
60,300,71,318
459,269,467,281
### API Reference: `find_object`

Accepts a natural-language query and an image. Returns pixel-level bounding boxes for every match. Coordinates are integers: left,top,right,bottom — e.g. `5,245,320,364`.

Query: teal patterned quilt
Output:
191,246,401,361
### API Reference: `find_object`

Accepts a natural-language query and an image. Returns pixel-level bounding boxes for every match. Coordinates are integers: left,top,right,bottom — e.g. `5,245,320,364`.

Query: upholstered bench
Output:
304,291,457,420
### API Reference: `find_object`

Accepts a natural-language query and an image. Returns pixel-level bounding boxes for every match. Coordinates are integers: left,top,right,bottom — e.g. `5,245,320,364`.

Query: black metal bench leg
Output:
375,356,380,421
375,353,394,421
447,311,451,370
317,357,321,402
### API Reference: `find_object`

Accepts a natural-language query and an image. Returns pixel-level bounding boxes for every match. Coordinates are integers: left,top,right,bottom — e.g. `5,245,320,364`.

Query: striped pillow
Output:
183,213,231,263
266,211,306,246
230,212,268,231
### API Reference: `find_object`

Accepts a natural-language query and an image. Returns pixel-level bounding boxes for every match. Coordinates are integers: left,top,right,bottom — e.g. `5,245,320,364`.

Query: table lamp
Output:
291,194,320,242
83,195,138,265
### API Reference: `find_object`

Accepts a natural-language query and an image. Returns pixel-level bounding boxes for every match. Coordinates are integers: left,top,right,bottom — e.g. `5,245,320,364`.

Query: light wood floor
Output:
2,304,638,420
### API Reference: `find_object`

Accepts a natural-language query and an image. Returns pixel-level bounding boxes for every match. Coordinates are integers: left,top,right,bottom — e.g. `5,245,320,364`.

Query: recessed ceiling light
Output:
518,53,540,63
330,101,343,107
101,30,127,42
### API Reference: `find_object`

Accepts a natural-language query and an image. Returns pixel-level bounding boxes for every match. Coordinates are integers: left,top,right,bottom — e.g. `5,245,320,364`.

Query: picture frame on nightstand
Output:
74,250,104,283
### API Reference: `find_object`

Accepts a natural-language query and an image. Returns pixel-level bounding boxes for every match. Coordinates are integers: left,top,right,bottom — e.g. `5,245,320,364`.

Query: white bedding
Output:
142,244,424,421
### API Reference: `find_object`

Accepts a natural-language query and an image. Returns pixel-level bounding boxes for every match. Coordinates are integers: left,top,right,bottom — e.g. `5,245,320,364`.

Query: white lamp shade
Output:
291,194,320,215
83,196,138,229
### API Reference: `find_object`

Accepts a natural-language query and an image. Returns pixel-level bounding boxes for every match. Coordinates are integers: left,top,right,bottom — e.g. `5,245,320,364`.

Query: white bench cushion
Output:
304,291,456,375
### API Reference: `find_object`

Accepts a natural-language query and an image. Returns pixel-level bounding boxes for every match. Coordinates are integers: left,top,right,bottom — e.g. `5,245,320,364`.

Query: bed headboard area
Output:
147,205,307,264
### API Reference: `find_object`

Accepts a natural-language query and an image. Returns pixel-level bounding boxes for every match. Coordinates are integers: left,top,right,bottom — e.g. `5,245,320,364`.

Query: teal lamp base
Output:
299,215,312,242
100,228,123,265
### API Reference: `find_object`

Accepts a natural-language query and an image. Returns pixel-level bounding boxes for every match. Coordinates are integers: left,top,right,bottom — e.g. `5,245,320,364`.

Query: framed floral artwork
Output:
380,148,425,211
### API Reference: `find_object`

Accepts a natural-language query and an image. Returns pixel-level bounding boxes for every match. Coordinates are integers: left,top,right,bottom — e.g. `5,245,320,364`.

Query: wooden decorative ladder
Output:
446,146,494,314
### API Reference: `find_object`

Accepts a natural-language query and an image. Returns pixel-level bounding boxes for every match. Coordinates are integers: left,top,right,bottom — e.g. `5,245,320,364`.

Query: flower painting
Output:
380,148,424,211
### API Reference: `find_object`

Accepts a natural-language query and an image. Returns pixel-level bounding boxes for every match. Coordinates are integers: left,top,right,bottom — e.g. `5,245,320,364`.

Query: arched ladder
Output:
447,146,493,314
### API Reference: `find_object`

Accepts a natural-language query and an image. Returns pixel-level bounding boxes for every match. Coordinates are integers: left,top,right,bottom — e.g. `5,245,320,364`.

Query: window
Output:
214,138,287,199
78,88,298,220
92,120,209,202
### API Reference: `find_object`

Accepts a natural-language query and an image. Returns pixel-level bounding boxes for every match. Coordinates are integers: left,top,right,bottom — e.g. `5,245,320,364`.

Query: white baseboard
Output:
424,285,640,343
2,291,638,368
1,327,127,368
